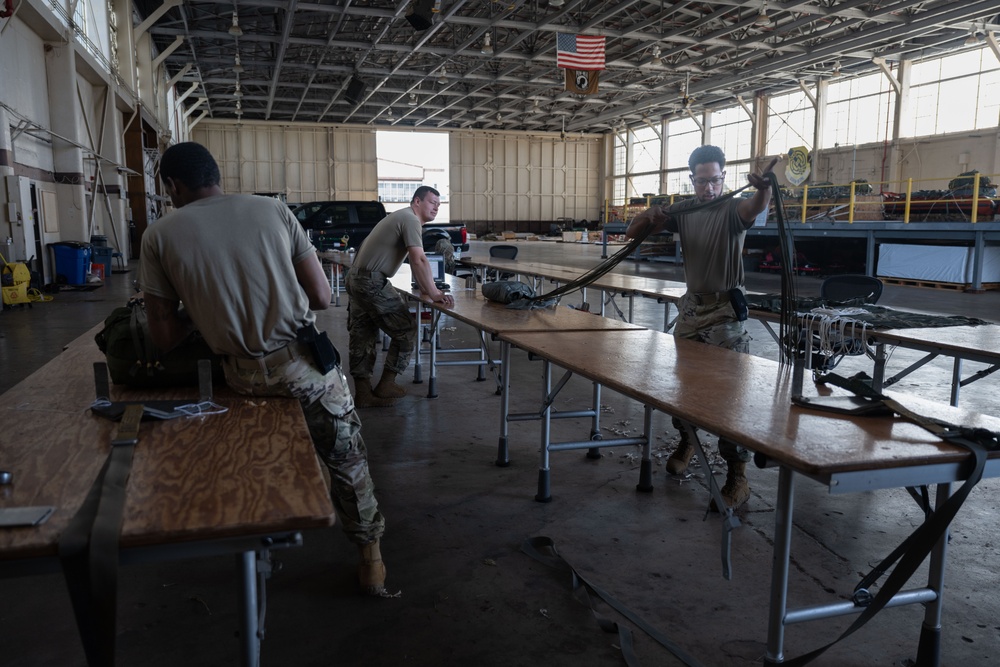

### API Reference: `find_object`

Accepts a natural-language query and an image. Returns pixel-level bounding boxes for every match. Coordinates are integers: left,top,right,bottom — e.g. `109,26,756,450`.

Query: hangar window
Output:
824,72,894,148
901,48,1000,138
765,90,815,155
711,105,752,162
663,117,702,194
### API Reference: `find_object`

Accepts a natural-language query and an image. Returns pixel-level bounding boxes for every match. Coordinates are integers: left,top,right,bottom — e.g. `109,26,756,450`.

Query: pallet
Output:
879,277,1000,291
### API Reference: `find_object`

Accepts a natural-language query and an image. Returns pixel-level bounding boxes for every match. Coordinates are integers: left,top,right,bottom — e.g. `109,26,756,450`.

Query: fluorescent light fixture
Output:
754,2,771,27
229,12,243,37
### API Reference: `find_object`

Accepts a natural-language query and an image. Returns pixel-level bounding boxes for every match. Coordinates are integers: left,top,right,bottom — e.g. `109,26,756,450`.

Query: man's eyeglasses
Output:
691,175,726,187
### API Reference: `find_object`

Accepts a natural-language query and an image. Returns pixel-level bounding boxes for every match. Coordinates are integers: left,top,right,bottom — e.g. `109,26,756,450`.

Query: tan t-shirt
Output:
139,194,316,358
352,206,422,277
664,198,752,294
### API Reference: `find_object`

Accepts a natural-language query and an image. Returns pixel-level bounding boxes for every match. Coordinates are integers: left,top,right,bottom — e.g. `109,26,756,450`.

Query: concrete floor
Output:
1,240,999,667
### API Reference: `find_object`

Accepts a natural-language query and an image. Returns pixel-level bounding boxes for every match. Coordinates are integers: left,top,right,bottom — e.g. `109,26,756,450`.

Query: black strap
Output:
58,442,136,666
521,536,704,667
783,374,999,666
513,186,752,308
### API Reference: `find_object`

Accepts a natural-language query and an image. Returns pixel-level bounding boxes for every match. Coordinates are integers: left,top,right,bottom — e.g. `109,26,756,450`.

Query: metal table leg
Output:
237,550,261,667
496,340,512,467
412,301,423,384
535,359,553,502
586,379,603,459
765,466,796,664
916,482,952,667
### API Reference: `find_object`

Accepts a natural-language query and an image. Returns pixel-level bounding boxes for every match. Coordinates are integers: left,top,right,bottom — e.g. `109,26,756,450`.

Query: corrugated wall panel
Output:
193,123,600,226
193,122,377,201
450,131,601,226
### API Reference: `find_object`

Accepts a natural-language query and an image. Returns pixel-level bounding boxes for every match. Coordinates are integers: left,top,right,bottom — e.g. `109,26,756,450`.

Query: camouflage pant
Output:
345,272,417,380
672,292,752,463
223,342,385,545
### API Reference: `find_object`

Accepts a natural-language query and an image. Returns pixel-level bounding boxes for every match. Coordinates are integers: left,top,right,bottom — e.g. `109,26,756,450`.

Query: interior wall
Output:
774,131,1000,194
192,121,378,202
189,121,613,229
891,131,1000,190
450,131,603,226
0,16,54,173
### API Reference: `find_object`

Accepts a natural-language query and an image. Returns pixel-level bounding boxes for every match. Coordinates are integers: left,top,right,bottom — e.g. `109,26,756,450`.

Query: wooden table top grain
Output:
874,324,1000,359
460,256,690,301
0,333,335,562
500,328,1000,477
390,270,643,335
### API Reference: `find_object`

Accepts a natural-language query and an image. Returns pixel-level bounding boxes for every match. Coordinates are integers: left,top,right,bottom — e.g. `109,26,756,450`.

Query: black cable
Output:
508,185,753,309
770,170,801,364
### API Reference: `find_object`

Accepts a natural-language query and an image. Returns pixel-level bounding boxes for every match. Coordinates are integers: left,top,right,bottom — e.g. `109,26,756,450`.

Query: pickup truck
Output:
291,200,469,255
421,221,470,255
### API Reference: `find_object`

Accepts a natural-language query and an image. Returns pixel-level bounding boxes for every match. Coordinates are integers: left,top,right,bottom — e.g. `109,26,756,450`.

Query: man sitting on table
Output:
626,145,776,510
345,185,454,407
139,141,391,596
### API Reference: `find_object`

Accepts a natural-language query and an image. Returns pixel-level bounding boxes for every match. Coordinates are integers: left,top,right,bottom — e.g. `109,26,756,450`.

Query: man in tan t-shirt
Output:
627,146,776,510
345,186,453,407
140,142,392,596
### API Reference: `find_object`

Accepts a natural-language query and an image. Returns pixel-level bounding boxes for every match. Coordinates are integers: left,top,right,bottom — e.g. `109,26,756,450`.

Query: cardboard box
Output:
562,231,582,242
502,231,516,240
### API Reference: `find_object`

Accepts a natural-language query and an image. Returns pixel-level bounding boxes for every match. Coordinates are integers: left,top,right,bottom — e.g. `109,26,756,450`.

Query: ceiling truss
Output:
135,0,1000,134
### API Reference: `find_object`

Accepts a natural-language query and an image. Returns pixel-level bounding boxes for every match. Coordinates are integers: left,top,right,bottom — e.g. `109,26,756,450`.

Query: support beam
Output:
735,95,754,120
684,106,703,132
986,31,1000,64
167,63,193,89
871,56,901,94
175,81,200,106
183,98,206,119
797,80,817,107
134,0,183,39
188,109,210,130
152,35,184,71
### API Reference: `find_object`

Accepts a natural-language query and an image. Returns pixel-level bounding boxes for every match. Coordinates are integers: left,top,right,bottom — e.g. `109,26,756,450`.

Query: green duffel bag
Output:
94,300,223,388
481,280,535,304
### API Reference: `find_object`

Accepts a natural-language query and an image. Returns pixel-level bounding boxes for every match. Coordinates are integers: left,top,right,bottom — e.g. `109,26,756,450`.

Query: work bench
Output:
0,330,335,666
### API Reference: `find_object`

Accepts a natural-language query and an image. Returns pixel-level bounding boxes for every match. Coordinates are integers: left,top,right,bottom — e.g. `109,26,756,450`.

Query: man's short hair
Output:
688,145,726,173
412,185,440,202
160,142,221,190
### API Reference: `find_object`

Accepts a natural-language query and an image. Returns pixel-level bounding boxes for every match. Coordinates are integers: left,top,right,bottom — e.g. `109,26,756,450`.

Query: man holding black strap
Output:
627,146,776,510
139,141,391,595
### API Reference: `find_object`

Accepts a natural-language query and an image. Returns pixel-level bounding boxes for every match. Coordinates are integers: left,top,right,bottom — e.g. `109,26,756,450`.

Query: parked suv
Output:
290,200,387,251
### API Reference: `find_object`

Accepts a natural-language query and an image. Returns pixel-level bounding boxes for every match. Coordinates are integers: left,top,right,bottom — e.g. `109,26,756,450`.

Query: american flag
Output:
556,34,606,71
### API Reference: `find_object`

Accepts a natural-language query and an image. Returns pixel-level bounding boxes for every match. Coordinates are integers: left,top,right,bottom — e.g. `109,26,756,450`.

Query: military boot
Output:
711,461,751,512
355,378,397,408
373,369,406,398
666,430,695,475
358,539,387,596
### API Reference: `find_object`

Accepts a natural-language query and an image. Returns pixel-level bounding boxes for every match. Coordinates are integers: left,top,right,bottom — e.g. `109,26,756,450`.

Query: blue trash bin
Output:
50,241,91,285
